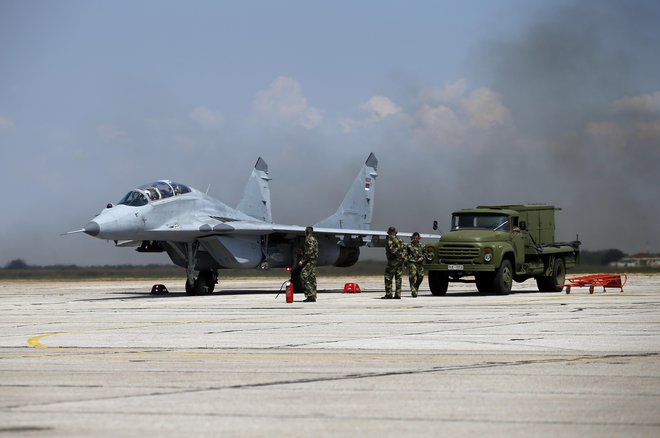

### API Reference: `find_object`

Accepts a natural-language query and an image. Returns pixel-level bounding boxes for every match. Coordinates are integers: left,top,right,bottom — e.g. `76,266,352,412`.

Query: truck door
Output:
511,216,525,271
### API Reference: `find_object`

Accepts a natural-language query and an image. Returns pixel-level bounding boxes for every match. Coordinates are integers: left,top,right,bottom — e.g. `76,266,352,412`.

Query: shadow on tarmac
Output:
73,287,551,302
436,289,552,297
73,288,351,301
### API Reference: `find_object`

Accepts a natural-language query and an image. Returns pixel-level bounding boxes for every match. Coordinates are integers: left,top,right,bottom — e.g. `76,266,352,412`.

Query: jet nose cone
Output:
84,221,100,236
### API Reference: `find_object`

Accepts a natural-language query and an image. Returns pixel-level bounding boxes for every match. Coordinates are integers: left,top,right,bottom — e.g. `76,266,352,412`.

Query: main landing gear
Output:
183,241,218,295
185,269,218,296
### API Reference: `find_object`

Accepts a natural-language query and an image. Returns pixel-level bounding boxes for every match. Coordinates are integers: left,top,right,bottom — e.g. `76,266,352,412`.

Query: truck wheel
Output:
549,258,566,292
475,273,494,294
535,258,565,292
428,271,449,296
535,277,548,291
493,259,513,295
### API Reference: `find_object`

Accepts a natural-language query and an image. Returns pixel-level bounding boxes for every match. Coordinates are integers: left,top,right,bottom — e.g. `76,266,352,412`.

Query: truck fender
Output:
501,251,515,268
494,245,515,268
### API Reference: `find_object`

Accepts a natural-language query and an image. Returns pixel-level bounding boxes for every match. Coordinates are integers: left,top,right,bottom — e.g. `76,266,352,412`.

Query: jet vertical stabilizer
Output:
237,157,272,223
315,152,378,230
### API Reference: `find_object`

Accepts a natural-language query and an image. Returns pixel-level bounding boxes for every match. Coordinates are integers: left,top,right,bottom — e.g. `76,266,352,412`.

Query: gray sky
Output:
1,0,659,266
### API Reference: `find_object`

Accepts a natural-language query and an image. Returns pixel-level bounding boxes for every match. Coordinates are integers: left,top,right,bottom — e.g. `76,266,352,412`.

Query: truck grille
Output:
437,245,480,263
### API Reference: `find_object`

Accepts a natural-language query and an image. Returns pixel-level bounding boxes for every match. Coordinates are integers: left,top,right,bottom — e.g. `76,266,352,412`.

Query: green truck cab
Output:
424,204,580,295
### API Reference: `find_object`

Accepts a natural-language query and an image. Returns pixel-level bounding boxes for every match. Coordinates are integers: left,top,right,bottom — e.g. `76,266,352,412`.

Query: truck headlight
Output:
425,245,435,262
484,248,493,262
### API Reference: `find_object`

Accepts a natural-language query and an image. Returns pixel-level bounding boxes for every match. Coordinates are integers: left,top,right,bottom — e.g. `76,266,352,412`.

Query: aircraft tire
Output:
193,278,206,295
185,278,204,295
184,271,217,296
198,270,216,294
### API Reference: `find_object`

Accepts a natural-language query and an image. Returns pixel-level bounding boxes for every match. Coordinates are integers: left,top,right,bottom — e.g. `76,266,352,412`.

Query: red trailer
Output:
562,274,627,294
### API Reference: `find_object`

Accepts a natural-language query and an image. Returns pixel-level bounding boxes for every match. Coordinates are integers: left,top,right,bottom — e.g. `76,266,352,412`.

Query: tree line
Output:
3,249,632,270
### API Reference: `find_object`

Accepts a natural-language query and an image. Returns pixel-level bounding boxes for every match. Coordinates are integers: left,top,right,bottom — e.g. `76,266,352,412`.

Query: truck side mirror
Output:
519,221,527,231
433,220,438,231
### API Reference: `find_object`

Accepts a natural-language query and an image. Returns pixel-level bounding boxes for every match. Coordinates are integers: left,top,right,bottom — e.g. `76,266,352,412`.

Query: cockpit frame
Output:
117,180,191,207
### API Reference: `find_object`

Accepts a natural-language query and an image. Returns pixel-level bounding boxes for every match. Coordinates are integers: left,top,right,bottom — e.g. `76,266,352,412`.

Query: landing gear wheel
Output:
195,270,217,295
185,270,218,296
185,280,195,296
493,259,513,295
428,271,449,296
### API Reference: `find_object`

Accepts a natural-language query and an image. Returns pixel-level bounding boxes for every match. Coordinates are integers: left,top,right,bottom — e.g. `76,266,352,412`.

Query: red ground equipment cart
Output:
562,274,627,294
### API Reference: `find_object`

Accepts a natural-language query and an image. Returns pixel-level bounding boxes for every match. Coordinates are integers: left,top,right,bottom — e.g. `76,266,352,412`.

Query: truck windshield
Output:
452,214,510,231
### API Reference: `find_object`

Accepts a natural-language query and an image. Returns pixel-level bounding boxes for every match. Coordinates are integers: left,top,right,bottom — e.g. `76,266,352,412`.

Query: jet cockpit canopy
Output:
118,180,191,207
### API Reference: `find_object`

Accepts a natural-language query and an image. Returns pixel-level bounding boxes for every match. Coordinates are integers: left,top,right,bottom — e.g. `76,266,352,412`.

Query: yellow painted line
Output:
26,319,660,350
9,348,660,364
26,322,198,349
27,332,65,349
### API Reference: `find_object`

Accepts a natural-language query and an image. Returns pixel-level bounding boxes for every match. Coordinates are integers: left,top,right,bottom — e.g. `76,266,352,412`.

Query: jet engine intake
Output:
136,241,166,253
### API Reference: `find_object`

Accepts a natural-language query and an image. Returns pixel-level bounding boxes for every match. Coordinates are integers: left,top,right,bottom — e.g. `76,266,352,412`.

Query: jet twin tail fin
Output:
314,152,378,230
237,153,377,229
236,157,272,223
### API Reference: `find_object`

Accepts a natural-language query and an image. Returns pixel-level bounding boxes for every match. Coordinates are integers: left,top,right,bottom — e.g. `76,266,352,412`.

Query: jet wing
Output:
83,215,273,244
117,216,439,245
135,221,381,240
269,224,440,246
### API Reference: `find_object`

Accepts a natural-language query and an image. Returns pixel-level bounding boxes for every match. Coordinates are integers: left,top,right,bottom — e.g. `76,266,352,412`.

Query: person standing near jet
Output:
383,226,405,299
406,232,425,298
299,226,319,302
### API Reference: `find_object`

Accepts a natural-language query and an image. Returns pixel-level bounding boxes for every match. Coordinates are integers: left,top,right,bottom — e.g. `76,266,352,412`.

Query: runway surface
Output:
1,274,659,437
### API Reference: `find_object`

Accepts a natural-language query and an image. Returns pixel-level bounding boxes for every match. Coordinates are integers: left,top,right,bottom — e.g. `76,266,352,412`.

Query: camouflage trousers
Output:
301,262,317,299
384,261,403,297
408,263,425,297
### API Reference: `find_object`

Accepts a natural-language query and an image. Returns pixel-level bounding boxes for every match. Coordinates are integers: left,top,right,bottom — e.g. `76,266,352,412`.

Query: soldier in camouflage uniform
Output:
406,232,425,297
299,226,319,302
383,226,405,299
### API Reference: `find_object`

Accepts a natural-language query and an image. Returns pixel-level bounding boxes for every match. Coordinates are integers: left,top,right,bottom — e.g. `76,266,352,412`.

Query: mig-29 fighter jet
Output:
69,153,431,295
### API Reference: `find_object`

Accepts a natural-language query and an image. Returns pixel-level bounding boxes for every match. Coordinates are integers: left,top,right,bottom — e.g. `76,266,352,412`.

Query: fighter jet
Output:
69,153,432,295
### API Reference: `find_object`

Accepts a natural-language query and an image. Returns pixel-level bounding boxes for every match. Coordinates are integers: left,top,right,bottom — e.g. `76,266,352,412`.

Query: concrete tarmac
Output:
1,274,659,437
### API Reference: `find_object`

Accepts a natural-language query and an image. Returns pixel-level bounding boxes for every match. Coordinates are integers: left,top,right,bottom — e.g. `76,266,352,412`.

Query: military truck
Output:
424,204,580,295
